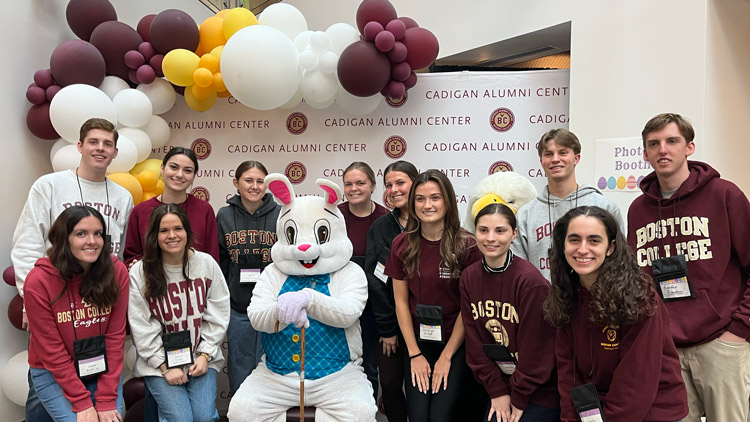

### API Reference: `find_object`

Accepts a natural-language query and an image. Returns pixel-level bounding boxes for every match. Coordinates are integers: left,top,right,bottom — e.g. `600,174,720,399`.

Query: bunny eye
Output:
314,219,330,244
283,220,297,244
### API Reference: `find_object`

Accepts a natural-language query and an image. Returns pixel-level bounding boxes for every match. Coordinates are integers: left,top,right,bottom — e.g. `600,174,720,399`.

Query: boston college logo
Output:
191,186,210,201
286,112,308,135
191,138,212,160
382,191,394,210
488,161,514,174
384,136,407,159
285,161,307,184
489,108,515,132
386,92,407,108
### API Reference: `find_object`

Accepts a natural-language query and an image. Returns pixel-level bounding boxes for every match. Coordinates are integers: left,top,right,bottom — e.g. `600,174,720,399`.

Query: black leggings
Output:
405,343,485,422
377,333,407,422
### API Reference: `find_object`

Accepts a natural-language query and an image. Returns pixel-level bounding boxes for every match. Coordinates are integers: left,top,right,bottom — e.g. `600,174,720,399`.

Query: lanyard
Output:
75,167,110,241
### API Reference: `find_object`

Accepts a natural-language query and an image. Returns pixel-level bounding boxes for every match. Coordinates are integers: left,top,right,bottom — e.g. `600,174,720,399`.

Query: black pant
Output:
360,306,379,399
405,343,486,422
377,333,407,422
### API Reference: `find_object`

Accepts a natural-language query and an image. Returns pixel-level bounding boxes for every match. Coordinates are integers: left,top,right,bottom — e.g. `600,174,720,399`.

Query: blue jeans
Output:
145,368,219,422
27,369,53,422
29,367,123,421
227,308,264,395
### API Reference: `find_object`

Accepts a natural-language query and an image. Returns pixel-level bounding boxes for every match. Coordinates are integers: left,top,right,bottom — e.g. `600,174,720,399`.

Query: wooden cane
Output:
274,321,306,422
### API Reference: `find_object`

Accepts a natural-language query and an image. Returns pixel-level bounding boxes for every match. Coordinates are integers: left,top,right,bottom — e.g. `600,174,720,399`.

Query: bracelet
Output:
409,352,422,359
160,366,170,376
200,352,213,362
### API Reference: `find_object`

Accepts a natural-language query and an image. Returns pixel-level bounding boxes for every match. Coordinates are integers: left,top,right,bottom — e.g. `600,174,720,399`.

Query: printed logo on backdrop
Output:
594,137,651,192
286,112,308,135
490,108,515,133
384,136,407,159
489,161,514,174
382,191,395,210
386,93,407,108
191,138,212,160
191,186,210,201
285,161,307,184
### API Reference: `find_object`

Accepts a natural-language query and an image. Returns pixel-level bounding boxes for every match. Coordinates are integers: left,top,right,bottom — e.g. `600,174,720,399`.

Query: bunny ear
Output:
265,173,295,205
316,178,343,205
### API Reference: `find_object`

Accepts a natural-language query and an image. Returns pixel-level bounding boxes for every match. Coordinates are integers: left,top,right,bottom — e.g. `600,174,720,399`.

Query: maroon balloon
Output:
363,21,384,42
46,85,62,102
356,0,398,34
149,54,164,77
123,377,146,409
402,27,439,70
150,9,200,54
385,19,406,40
137,14,156,42
3,266,15,287
388,41,407,63
34,69,55,89
122,399,145,422
337,40,391,97
136,65,156,85
50,40,106,87
8,294,23,331
375,31,395,53
27,103,60,140
391,61,411,82
398,16,419,29
90,21,143,81
66,0,117,41
124,50,146,69
26,85,47,105
387,80,405,99
404,71,417,89
138,42,156,61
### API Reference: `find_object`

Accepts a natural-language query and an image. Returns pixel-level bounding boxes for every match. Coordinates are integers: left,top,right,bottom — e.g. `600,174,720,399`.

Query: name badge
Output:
579,409,604,422
166,347,193,367
652,255,694,302
240,268,261,284
419,323,442,342
495,361,516,375
374,262,388,283
659,276,691,300
78,354,107,378
162,330,194,369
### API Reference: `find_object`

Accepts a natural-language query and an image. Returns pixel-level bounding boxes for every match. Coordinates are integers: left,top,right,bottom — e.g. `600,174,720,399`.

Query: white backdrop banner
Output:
160,69,570,220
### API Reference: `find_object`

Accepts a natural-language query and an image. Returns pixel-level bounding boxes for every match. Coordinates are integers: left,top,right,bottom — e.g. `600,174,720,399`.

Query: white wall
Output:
1,0,747,419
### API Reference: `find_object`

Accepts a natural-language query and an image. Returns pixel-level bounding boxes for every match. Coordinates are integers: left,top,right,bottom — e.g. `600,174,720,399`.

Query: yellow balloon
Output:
153,179,165,196
199,16,226,53
217,89,231,98
193,68,214,88
199,54,219,73
108,172,143,204
211,72,226,92
223,8,258,39
130,158,163,177
191,84,212,100
216,9,231,18
137,170,158,192
185,86,218,112
142,191,158,202
162,49,200,87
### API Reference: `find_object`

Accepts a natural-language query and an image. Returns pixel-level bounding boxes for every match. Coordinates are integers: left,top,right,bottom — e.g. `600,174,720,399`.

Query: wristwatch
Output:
200,352,213,362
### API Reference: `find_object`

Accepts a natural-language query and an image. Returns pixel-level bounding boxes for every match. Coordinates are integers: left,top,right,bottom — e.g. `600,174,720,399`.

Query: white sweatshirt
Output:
11,170,133,297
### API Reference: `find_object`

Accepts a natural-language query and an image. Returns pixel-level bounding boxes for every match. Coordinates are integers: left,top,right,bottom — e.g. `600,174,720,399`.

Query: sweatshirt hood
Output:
226,193,277,218
34,257,62,278
639,161,719,202
536,184,604,204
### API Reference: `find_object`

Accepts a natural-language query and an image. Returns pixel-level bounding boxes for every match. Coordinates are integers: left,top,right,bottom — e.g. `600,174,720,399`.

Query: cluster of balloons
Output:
338,0,439,99
108,158,165,206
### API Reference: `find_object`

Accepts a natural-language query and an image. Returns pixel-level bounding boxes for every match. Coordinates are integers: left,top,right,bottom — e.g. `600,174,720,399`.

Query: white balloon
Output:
319,51,339,74
99,76,130,100
221,25,301,110
140,115,171,148
49,138,68,164
113,89,153,128
309,31,330,53
1,350,29,407
107,135,138,174
325,23,359,56
137,78,177,115
305,96,335,110
280,87,303,109
49,84,117,144
293,31,313,53
257,3,308,41
51,144,82,172
335,85,382,116
301,70,338,103
299,50,319,71
119,127,152,162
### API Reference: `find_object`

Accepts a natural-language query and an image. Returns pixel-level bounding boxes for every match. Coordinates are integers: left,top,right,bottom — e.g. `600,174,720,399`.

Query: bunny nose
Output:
297,244,312,252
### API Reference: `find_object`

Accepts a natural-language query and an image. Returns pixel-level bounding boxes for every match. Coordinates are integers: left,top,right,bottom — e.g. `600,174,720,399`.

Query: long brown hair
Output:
142,204,193,299
543,206,656,327
47,206,118,308
402,169,470,280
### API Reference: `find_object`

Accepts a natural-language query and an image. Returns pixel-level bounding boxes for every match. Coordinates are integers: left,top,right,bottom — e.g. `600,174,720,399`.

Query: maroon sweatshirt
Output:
459,255,559,410
556,287,687,422
627,161,750,346
25,256,129,412
338,202,388,259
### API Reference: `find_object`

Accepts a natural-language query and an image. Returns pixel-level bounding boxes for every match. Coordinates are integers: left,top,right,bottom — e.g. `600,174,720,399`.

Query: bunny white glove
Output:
276,290,312,328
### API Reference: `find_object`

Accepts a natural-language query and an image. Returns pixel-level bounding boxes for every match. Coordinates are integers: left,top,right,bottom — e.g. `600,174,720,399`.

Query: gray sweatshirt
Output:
511,184,625,280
